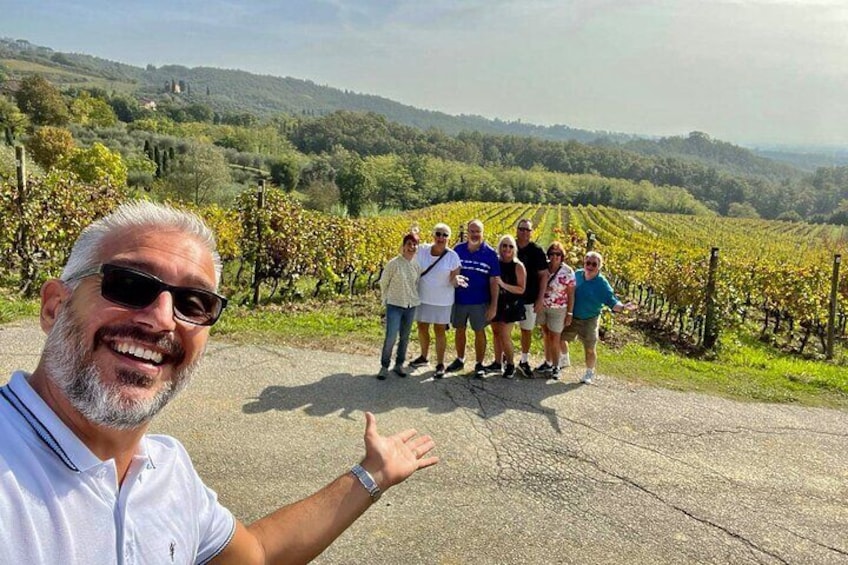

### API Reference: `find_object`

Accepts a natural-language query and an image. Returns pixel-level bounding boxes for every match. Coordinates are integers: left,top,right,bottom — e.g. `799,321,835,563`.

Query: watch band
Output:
350,464,382,502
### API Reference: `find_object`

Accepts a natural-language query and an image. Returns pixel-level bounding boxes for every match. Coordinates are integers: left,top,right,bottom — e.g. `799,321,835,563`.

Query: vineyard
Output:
1,175,847,358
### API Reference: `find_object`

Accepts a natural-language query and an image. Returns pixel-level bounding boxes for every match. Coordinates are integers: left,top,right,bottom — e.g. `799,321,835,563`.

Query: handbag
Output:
501,297,526,323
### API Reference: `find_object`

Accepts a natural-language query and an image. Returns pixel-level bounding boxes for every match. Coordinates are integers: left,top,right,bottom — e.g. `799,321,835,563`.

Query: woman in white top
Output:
409,223,464,379
378,231,422,379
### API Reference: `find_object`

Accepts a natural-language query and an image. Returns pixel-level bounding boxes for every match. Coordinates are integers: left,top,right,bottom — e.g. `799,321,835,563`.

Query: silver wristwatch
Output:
350,464,382,502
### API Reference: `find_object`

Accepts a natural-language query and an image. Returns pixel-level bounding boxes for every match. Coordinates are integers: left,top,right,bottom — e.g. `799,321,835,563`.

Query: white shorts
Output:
415,303,452,325
518,303,537,331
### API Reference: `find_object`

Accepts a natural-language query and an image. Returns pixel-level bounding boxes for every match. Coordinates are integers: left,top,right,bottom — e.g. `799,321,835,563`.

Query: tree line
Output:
2,74,848,225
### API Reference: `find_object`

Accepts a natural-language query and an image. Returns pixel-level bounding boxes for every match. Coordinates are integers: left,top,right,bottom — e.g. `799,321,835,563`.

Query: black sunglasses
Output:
434,232,449,238
517,227,531,232
501,244,514,249
65,264,228,326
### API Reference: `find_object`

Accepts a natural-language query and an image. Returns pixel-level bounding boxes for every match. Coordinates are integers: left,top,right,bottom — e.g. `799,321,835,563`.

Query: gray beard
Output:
41,307,200,430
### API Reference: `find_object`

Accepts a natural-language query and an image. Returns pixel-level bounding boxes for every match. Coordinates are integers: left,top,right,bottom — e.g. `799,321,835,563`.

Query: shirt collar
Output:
2,371,154,473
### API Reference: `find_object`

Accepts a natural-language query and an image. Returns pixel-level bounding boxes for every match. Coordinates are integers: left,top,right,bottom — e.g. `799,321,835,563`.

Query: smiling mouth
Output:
110,340,165,365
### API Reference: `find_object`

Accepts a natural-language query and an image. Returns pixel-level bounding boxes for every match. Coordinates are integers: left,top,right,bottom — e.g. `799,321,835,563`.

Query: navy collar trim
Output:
1,385,80,472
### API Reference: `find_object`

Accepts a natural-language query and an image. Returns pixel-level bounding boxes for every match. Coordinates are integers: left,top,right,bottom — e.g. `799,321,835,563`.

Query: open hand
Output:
360,412,438,491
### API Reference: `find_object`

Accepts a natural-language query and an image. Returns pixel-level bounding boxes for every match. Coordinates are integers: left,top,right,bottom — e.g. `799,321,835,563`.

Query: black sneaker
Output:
446,358,465,373
377,367,389,380
534,362,552,377
503,364,516,379
473,362,486,379
550,366,561,381
434,363,446,379
518,361,532,378
483,361,502,373
409,355,429,368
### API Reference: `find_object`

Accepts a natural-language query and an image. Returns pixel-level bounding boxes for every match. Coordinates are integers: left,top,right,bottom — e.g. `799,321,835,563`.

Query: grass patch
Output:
594,325,847,409
0,295,39,324
214,296,385,355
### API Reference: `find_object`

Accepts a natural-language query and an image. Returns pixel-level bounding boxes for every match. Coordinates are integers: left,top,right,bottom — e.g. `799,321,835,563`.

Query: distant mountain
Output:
750,147,848,172
0,37,637,144
0,36,833,183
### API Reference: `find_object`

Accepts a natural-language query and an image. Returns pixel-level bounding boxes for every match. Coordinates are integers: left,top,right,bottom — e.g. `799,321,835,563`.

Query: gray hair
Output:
433,222,451,237
585,250,604,267
61,201,222,287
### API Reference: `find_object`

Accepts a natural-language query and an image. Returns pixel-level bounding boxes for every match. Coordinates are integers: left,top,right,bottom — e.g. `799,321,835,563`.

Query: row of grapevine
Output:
1,173,846,356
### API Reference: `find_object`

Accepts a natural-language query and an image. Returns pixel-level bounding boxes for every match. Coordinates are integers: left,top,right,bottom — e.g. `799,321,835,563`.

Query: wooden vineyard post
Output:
15,146,34,294
252,180,266,306
703,247,719,349
16,146,25,192
586,230,595,251
826,254,841,360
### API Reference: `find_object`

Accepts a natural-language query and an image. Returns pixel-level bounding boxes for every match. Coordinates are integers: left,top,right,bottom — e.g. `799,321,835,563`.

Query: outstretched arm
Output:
213,412,438,565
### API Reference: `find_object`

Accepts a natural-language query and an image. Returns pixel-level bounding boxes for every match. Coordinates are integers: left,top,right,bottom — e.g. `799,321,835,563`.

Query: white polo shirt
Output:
0,371,236,564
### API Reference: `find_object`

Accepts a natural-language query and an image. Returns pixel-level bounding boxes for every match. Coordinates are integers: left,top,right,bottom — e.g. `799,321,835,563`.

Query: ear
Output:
40,279,70,333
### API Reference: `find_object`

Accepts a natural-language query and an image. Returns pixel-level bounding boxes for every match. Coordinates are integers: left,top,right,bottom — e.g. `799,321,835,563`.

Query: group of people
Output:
378,218,637,384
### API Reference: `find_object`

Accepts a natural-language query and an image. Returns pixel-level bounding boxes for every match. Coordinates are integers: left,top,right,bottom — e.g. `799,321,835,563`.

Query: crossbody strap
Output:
546,265,562,287
421,251,447,278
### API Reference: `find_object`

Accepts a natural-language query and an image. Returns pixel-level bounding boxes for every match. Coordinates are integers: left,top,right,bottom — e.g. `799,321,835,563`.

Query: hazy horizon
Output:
3,0,847,149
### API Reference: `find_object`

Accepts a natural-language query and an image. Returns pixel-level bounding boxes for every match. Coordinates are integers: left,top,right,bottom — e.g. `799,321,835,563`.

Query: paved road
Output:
1,318,846,564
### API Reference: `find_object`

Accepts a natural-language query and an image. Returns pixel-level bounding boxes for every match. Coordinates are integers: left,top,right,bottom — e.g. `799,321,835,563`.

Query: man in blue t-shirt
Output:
446,219,501,378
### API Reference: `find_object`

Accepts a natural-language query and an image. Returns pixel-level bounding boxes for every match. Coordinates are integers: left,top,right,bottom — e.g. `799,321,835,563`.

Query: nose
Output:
134,290,177,332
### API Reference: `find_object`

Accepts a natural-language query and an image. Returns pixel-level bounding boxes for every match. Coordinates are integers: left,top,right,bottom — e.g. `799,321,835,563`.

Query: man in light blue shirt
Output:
562,251,637,384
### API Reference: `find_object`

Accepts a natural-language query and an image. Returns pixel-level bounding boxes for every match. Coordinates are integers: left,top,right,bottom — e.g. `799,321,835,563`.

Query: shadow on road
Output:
242,370,581,433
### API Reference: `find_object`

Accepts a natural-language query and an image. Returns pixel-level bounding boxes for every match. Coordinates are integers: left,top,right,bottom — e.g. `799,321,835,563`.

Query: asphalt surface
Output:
1,318,846,564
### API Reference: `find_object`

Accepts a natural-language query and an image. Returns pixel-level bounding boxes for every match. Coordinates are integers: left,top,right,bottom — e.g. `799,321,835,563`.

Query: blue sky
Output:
3,0,847,148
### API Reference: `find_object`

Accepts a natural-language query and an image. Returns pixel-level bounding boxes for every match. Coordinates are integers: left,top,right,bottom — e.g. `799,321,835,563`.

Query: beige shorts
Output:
561,315,600,348
537,308,568,333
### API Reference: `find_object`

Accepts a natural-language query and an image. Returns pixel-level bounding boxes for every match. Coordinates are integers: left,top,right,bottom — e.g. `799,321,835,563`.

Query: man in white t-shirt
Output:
0,201,438,564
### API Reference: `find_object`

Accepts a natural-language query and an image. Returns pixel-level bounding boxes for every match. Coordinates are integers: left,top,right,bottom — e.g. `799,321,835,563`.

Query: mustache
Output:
94,324,186,365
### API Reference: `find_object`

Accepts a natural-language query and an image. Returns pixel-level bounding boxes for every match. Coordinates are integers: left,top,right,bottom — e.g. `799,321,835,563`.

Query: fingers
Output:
418,455,440,469
364,411,377,439
407,435,435,456
396,428,418,443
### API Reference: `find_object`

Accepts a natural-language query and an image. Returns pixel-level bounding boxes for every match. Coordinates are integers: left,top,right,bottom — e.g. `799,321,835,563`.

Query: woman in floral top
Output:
534,241,575,380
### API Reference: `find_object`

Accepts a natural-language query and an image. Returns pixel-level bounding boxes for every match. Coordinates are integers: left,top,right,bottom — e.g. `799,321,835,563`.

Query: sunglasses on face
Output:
584,261,599,267
517,227,531,232
434,232,449,238
65,263,228,326
501,244,514,249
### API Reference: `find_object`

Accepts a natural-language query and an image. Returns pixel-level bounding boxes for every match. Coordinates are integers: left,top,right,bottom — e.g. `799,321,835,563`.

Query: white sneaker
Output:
580,370,595,384
560,353,571,368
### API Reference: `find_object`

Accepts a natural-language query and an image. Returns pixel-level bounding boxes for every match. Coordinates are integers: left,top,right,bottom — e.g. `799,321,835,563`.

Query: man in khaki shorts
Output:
562,251,637,384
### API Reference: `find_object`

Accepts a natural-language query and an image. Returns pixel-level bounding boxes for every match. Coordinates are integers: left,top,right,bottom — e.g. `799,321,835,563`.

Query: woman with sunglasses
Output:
410,223,464,379
534,241,575,380
377,231,422,380
562,250,638,384
490,235,526,379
